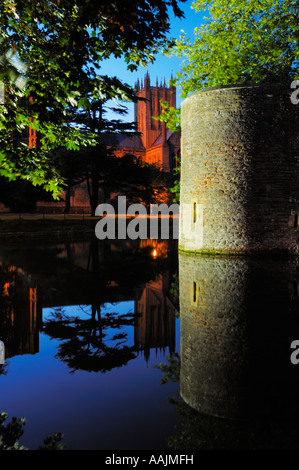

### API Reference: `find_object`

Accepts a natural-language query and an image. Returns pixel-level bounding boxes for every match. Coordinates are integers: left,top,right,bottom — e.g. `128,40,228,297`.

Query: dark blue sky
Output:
100,0,205,120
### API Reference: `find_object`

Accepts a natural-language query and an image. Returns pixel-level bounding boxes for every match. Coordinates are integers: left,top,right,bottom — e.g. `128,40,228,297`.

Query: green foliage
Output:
0,412,65,450
154,100,181,133
0,176,51,212
53,81,173,214
169,156,181,202
37,433,66,451
154,100,181,200
157,0,299,202
0,412,26,450
169,272,180,308
172,0,299,98
0,0,187,196
155,352,180,385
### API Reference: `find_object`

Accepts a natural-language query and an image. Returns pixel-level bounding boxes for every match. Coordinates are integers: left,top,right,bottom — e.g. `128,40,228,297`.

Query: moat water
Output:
2,235,299,450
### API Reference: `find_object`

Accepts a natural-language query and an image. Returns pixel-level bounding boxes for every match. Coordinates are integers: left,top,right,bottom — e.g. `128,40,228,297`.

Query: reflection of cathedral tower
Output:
179,253,299,420
1,267,41,359
29,287,38,351
35,73,181,213
134,272,176,361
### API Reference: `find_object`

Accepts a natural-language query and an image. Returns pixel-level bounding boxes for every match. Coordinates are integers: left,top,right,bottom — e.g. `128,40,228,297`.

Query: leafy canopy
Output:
172,0,299,98
157,0,299,202
0,0,186,197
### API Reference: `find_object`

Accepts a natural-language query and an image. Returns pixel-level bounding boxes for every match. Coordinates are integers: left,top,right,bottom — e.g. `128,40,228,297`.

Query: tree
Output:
0,0,187,197
55,147,172,215
0,176,51,212
157,0,299,201
63,78,139,214
154,101,181,201
51,79,137,213
42,307,138,373
53,81,172,214
171,0,299,98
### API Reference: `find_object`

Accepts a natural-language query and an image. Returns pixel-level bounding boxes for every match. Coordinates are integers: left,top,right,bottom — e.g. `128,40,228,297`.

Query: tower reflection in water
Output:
0,238,178,367
179,253,299,439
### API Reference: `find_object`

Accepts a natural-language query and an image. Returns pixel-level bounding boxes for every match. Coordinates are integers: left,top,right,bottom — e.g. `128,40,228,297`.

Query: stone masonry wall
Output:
179,252,299,420
179,84,299,254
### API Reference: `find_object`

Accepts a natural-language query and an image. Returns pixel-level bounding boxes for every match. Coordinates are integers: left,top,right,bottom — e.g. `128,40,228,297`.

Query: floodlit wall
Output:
179,84,299,254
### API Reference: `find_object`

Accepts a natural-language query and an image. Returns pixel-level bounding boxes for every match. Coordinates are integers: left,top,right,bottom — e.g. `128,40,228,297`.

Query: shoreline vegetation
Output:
0,213,179,240
0,214,98,240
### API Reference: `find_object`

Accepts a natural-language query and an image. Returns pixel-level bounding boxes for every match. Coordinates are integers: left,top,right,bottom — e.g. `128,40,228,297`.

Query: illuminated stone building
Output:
36,73,180,214
107,72,180,172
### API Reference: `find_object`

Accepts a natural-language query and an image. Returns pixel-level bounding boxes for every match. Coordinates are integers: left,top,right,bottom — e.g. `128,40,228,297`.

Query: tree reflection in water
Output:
0,237,178,368
0,237,179,449
42,306,137,373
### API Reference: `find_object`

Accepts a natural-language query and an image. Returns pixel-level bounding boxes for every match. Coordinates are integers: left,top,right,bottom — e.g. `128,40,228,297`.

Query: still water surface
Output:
2,236,299,450
0,237,180,450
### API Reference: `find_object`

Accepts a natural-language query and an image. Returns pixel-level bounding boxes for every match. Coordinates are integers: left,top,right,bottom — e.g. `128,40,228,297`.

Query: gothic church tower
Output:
134,71,177,150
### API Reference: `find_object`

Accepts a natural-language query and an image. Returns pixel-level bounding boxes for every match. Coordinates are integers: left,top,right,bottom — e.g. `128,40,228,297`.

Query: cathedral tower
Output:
134,71,176,150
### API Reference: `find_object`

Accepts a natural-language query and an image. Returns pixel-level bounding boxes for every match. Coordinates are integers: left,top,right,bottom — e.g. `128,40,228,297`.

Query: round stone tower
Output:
179,84,299,255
